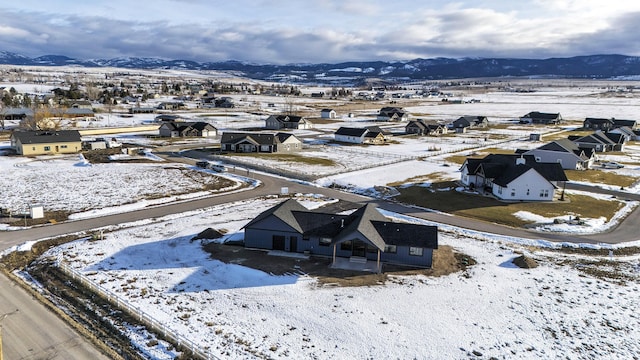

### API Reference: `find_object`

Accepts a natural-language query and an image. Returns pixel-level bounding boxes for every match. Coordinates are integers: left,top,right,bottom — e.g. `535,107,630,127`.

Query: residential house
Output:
154,114,184,122
129,107,156,114
377,107,408,121
460,154,568,201
220,132,302,153
1,107,33,121
69,100,93,109
405,119,447,136
334,127,386,144
265,115,313,130
448,116,488,132
159,121,217,138
320,109,337,119
63,108,95,119
214,97,234,108
157,102,186,110
572,131,625,152
243,199,439,270
10,130,82,156
583,118,614,131
523,138,595,170
520,112,562,125
609,126,637,141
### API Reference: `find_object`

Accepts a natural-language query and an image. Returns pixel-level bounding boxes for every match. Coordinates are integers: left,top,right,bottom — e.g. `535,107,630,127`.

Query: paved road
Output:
0,274,110,360
1,159,638,358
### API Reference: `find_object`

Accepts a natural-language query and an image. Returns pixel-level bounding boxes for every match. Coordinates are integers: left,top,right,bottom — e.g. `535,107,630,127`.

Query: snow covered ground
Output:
35,195,640,360
2,80,640,359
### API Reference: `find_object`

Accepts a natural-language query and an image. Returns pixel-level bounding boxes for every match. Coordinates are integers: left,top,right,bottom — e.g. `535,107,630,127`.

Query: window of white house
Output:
319,237,331,246
61,145,68,149
510,189,516,197
409,247,423,256
526,189,530,196
497,187,502,194
384,245,397,253
44,146,51,151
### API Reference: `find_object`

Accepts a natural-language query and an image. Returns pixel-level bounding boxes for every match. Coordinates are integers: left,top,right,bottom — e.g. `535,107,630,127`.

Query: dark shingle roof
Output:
372,221,438,248
11,130,81,144
335,127,368,137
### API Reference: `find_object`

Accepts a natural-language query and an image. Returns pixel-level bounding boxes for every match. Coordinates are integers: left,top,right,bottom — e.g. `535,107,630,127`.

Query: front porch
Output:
330,256,381,273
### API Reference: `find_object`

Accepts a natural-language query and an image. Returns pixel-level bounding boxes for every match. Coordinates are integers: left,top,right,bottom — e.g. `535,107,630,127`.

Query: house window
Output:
44,146,51,151
409,247,423,256
340,241,352,251
526,189,530,196
497,187,502,194
510,189,516,197
384,245,397,254
319,237,331,247
540,189,550,198
61,145,68,149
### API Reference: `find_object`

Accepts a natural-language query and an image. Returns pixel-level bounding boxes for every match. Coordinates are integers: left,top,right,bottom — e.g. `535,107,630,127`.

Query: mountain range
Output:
2,51,640,84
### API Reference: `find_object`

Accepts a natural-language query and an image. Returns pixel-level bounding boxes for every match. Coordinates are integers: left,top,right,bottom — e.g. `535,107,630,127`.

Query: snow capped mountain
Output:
2,51,640,84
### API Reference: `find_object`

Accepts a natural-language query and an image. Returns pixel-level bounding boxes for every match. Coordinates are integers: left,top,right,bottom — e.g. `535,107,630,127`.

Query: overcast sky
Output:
2,0,639,64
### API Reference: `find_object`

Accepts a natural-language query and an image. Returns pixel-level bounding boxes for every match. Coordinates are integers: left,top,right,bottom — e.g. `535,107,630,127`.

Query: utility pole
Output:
0,309,19,360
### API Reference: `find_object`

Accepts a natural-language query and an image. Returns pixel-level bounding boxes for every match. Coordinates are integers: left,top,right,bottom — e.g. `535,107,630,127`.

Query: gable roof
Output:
612,119,636,128
522,111,561,119
245,200,438,251
335,127,368,137
11,130,82,144
243,199,308,232
463,153,566,183
221,132,297,146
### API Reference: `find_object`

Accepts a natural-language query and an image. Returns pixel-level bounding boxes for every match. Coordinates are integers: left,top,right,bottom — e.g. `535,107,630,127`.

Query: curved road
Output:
1,157,639,358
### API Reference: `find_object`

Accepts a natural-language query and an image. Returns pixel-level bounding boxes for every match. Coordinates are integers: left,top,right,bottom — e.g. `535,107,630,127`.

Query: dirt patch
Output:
202,243,471,287
513,255,539,268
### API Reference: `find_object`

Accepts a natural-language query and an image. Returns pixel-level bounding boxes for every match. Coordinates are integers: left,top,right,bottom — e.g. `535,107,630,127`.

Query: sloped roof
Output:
523,111,561,119
270,115,305,124
242,199,308,232
335,127,368,137
612,119,637,128
332,203,389,250
221,132,287,146
11,130,81,144
246,200,438,251
538,139,580,153
371,221,438,248
584,117,614,125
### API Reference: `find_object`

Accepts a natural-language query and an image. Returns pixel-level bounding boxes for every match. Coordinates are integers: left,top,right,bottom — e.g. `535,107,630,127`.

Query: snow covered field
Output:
2,78,640,359
37,195,640,360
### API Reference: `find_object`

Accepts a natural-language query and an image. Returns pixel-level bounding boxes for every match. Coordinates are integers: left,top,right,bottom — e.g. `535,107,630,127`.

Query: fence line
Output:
58,261,220,360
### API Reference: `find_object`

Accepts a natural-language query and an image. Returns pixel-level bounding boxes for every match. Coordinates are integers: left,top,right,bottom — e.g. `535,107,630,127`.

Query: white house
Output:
460,154,567,201
334,127,369,144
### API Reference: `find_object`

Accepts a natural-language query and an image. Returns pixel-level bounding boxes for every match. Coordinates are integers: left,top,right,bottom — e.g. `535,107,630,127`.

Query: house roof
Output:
379,107,406,117
221,132,299,146
243,199,308,233
612,119,637,128
2,107,33,116
11,130,82,144
320,108,335,113
522,111,561,119
584,117,614,125
269,115,305,124
463,153,567,183
332,203,392,250
335,127,368,137
372,221,438,248
246,200,438,251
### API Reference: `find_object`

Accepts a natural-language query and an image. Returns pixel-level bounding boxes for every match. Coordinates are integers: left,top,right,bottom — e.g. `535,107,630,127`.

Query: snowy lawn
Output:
37,195,640,360
0,154,245,224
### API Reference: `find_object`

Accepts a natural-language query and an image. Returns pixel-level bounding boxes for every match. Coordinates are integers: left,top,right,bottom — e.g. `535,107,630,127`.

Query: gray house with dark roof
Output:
220,132,302,153
377,107,408,121
243,199,438,271
460,154,568,201
520,112,562,125
523,139,595,170
265,115,313,130
159,121,217,138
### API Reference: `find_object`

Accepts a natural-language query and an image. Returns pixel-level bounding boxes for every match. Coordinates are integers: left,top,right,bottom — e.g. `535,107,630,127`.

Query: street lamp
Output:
0,309,19,360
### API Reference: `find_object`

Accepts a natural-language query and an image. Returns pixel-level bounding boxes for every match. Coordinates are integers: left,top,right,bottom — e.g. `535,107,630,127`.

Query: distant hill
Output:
2,51,640,84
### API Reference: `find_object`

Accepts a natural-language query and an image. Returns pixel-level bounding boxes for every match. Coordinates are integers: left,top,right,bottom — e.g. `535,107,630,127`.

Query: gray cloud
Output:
0,7,638,64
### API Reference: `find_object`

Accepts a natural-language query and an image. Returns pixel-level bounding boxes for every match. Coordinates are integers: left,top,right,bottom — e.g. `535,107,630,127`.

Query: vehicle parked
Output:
195,161,227,172
601,161,624,169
